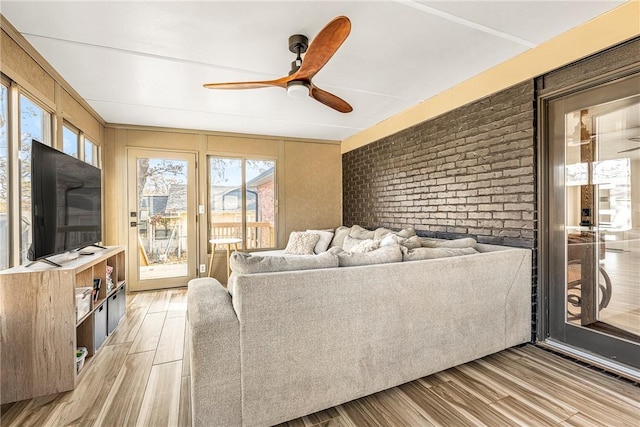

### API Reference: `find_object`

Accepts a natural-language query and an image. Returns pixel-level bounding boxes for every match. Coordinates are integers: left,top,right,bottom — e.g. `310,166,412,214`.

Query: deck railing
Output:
210,221,274,249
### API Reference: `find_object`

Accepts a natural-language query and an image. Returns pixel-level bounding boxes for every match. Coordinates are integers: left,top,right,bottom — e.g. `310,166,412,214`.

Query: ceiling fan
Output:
203,16,352,113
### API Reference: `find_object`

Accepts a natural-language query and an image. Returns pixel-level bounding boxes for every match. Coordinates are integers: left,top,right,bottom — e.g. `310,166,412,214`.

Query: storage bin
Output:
93,301,108,351
106,284,126,335
75,287,92,322
76,347,88,373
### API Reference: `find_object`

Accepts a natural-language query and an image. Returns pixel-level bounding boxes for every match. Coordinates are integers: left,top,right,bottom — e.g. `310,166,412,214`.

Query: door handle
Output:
130,222,138,227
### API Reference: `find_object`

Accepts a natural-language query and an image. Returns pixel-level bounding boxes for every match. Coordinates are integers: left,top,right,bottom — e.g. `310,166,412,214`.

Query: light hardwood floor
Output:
1,288,639,427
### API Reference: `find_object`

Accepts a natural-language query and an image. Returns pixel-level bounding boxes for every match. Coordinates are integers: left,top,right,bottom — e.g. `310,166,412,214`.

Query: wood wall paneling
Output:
283,141,342,234
61,89,103,142
0,29,55,105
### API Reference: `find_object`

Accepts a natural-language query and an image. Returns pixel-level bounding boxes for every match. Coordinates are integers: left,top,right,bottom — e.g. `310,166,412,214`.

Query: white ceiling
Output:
0,0,625,141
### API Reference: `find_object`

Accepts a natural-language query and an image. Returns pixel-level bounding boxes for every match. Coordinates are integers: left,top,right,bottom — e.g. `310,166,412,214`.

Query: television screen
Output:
29,141,102,261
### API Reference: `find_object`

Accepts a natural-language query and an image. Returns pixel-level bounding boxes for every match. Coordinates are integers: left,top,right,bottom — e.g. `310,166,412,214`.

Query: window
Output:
19,94,51,264
2,78,94,270
0,82,8,270
209,157,276,250
62,124,79,158
84,137,98,166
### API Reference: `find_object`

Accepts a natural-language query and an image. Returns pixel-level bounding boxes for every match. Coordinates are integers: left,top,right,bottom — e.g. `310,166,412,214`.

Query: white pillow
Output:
374,227,395,240
380,234,405,247
349,225,375,240
330,226,350,248
397,227,417,238
306,229,334,254
343,235,366,251
351,239,380,253
284,231,320,255
401,235,422,250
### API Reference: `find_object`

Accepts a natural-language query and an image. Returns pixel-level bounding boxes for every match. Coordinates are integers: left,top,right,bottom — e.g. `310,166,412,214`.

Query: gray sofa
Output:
187,242,531,427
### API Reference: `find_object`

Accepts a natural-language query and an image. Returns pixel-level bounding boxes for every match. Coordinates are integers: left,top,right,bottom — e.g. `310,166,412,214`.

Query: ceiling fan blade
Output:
203,75,292,90
294,16,351,81
309,84,352,113
617,146,640,153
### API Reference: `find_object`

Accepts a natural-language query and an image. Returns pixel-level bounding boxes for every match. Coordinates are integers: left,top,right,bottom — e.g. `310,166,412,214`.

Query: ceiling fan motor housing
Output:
288,34,309,54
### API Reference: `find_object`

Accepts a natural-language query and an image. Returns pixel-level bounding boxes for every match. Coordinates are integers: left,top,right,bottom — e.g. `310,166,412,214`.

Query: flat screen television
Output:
28,140,102,264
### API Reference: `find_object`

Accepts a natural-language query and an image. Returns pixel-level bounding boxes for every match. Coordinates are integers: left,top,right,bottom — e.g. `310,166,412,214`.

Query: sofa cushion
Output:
403,246,479,261
421,237,477,249
349,225,375,240
333,244,403,267
306,229,334,254
230,251,338,274
330,226,350,248
284,231,320,255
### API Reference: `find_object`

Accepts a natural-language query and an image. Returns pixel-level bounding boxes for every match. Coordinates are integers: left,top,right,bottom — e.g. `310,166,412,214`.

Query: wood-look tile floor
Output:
2,288,639,427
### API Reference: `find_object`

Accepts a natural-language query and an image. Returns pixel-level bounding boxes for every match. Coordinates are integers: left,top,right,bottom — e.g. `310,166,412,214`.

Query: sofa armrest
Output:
187,278,241,427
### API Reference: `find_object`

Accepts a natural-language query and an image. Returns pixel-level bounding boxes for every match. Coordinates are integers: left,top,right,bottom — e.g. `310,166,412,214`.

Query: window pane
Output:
0,83,8,270
84,138,98,166
63,125,78,158
19,94,51,264
563,95,640,339
209,157,243,248
246,160,275,249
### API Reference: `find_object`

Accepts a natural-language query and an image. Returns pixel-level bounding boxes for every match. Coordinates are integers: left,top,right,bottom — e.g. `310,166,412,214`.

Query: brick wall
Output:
343,81,537,340
343,81,536,249
342,38,638,343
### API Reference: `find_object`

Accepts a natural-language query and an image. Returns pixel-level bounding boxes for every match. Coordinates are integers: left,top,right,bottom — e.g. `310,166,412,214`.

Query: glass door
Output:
546,74,640,369
127,149,197,291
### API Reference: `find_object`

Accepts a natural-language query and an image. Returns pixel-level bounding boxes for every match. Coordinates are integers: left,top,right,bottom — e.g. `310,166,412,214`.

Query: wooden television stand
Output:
0,246,127,404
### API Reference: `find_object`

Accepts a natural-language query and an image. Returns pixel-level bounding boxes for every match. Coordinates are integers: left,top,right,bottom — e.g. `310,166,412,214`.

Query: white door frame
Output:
126,148,197,291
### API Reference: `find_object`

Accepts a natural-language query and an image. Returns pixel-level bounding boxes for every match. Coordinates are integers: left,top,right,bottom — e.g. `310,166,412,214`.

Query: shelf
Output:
76,310,93,327
94,296,107,310
0,245,127,404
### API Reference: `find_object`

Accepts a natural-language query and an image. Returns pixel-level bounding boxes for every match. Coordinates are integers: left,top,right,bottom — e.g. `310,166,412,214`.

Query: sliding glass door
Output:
545,73,639,369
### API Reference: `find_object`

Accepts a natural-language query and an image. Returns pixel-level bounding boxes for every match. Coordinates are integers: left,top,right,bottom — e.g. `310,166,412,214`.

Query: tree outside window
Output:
19,94,51,264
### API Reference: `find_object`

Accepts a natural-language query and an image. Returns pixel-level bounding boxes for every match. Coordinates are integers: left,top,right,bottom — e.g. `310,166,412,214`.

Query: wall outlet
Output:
199,264,206,273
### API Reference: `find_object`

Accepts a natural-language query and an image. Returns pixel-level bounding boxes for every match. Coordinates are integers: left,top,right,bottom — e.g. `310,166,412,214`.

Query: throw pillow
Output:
349,225,375,240
400,235,422,250
335,244,403,267
403,247,479,261
380,234,405,247
284,231,320,255
421,237,477,249
230,251,338,274
342,235,369,252
306,229,335,254
351,239,380,253
397,227,417,238
373,227,395,240
330,226,350,248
